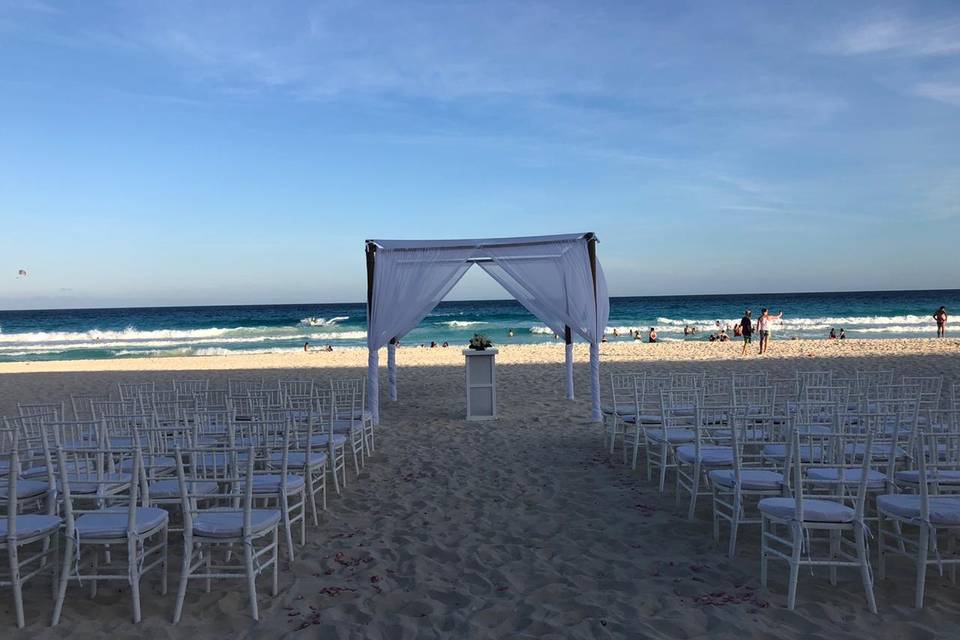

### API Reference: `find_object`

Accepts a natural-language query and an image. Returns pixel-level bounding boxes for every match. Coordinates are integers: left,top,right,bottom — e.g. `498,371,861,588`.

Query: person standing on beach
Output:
757,308,783,355
739,309,753,356
935,306,948,338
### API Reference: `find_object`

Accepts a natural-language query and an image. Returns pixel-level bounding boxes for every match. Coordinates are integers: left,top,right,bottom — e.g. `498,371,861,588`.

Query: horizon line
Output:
1,287,958,314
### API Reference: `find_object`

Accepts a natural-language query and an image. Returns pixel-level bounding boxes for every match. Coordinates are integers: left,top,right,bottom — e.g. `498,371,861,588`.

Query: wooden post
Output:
365,242,379,423
585,233,601,422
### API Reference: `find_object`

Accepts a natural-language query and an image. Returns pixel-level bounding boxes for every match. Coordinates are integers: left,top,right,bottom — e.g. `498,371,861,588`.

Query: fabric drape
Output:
366,246,475,423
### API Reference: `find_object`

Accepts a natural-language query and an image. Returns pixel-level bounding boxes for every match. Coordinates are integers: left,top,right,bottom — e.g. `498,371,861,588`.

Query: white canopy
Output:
365,233,609,424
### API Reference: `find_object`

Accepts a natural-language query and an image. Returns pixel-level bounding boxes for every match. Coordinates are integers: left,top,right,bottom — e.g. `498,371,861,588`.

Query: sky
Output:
0,0,959,310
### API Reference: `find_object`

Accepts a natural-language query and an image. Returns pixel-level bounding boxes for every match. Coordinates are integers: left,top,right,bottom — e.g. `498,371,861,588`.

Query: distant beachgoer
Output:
648,327,657,343
829,328,837,340
601,334,608,343
740,310,753,356
508,329,514,338
613,328,619,337
442,341,449,347
757,308,784,355
839,328,846,340
430,341,437,348
634,330,642,341
304,341,309,352
325,344,333,352
935,306,948,338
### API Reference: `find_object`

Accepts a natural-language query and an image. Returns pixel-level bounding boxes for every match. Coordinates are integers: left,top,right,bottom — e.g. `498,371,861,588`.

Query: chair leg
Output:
728,493,742,559
281,493,295,562
830,529,840,586
244,537,259,621
271,527,279,597
330,446,342,495
51,535,74,626
760,516,769,588
915,525,930,609
129,538,142,623
687,466,701,521
877,510,887,581
856,524,877,614
787,525,803,610
160,527,169,596
173,541,192,623
9,545,25,628
90,548,99,599
306,472,319,526
658,445,668,494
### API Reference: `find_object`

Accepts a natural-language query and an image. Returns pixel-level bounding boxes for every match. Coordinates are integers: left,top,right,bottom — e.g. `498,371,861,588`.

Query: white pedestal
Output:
463,348,497,421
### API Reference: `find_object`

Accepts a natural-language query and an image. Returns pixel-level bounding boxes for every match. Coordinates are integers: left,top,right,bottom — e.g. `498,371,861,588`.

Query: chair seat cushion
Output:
310,434,348,447
709,468,784,490
63,473,131,494
76,506,168,539
896,470,960,485
330,420,360,433
601,402,635,416
761,444,823,461
843,443,906,460
119,456,176,473
271,451,327,468
877,494,960,525
0,514,62,540
793,424,833,435
714,428,768,442
0,479,49,500
193,508,281,538
21,460,89,479
251,474,305,494
646,429,695,444
676,445,733,465
807,467,886,489
623,414,662,425
148,479,220,499
759,497,855,523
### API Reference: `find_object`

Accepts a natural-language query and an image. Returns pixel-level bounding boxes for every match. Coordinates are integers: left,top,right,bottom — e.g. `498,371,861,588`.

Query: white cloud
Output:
825,17,960,57
914,81,960,106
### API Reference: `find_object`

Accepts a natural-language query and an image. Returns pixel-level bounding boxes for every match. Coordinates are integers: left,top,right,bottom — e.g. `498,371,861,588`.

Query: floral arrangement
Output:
468,333,493,350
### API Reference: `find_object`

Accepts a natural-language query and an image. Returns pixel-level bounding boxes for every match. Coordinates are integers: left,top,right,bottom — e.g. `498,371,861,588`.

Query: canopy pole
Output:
366,242,380,425
564,326,574,400
587,235,602,422
387,338,397,401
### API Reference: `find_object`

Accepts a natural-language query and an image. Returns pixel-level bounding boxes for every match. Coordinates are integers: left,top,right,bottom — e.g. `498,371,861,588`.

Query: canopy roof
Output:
366,233,593,251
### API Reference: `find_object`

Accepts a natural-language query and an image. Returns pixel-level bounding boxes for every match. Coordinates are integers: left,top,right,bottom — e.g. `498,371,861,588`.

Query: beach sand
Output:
3,338,960,638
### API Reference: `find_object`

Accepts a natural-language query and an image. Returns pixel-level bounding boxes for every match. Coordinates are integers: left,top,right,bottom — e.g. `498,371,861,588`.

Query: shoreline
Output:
0,338,957,374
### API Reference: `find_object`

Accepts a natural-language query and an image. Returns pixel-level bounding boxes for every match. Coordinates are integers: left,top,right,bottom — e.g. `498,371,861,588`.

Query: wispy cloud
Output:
914,82,960,106
824,17,960,57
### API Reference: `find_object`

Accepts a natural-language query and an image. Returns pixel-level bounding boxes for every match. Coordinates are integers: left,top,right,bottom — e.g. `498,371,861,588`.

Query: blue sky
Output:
1,0,958,309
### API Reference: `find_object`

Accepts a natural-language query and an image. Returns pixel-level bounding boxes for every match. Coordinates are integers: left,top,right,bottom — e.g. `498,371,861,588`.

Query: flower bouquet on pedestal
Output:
468,334,493,351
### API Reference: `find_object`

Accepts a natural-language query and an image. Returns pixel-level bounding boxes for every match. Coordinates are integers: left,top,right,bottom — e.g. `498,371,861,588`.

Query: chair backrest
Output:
330,382,361,425
173,379,209,395
920,431,960,496
951,383,960,412
71,394,111,421
228,379,264,396
660,388,701,429
796,371,833,399
903,376,944,411
43,420,103,450
118,381,155,402
175,446,256,537
856,369,895,391
609,372,642,405
785,428,875,520
670,372,705,390
56,443,145,532
732,372,769,389
279,380,314,401
91,399,141,419
18,402,65,422
703,376,732,408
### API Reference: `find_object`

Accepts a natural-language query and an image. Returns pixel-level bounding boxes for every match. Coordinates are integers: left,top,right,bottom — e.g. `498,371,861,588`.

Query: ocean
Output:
0,290,956,362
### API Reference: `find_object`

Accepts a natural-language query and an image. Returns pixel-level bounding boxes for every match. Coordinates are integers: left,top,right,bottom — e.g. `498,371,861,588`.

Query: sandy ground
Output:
3,338,960,638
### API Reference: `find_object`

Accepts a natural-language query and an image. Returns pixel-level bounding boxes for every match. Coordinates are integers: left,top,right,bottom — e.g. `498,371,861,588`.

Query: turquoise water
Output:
0,289,956,362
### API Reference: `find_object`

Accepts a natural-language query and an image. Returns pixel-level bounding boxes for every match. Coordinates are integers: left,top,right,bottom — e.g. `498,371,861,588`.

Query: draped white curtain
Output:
477,240,609,420
366,235,609,423
366,246,475,423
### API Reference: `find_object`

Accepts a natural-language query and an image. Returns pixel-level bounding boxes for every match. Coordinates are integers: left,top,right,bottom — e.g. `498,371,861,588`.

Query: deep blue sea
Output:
0,290,956,362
